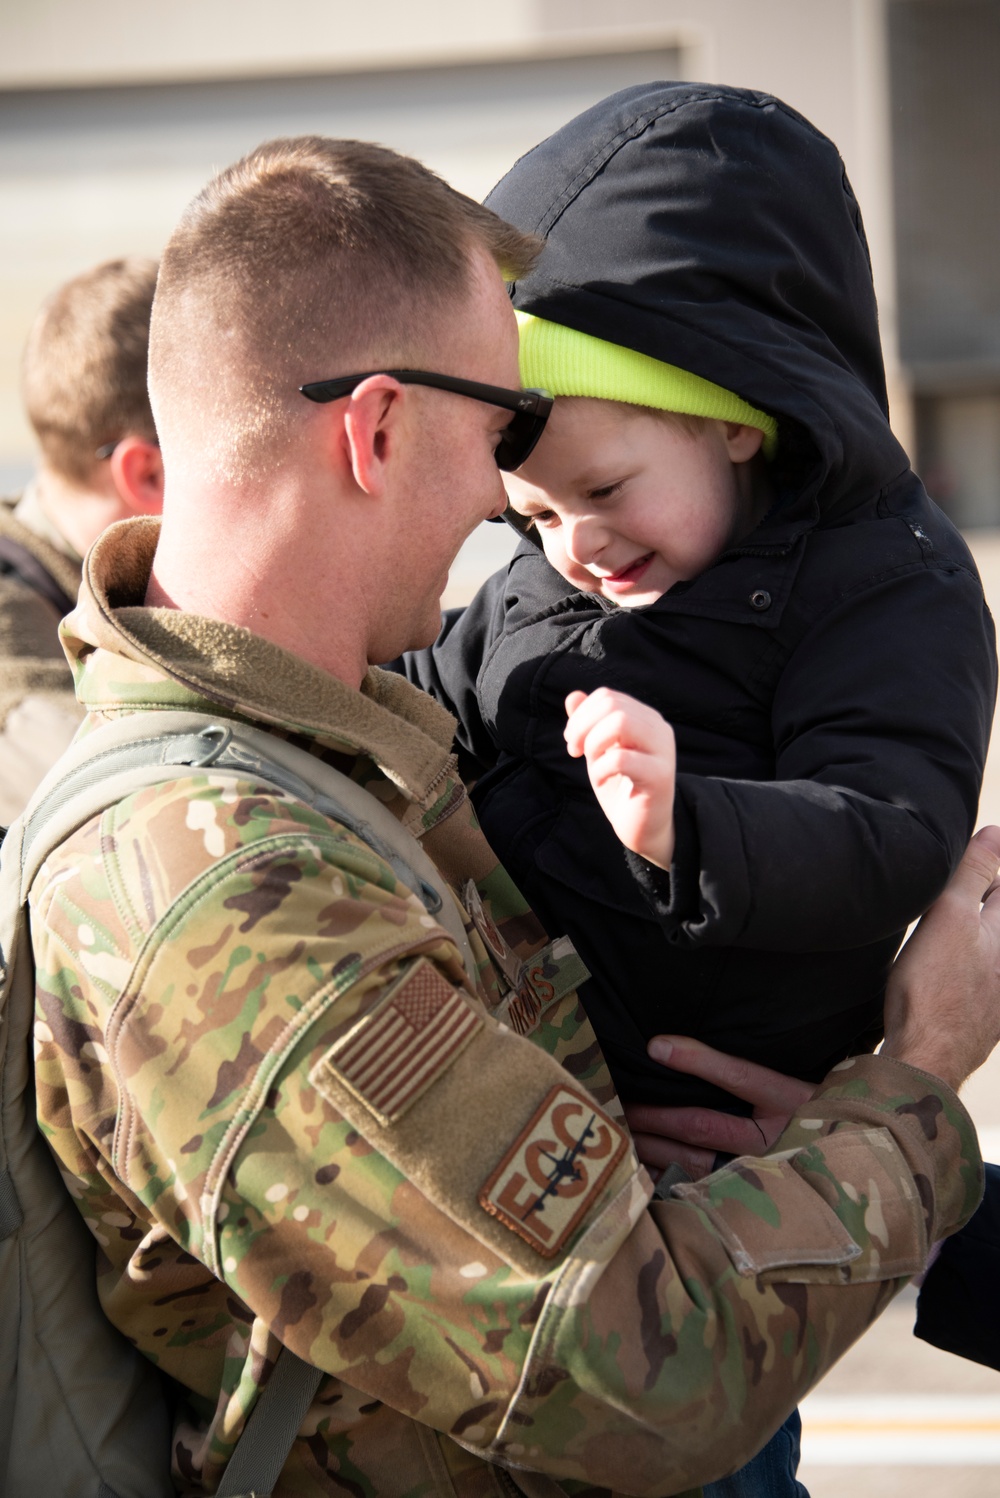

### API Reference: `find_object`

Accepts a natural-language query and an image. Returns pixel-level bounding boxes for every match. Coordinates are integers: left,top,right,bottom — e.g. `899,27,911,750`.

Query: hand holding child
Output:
564,688,676,869
624,1036,815,1180
627,826,1000,1180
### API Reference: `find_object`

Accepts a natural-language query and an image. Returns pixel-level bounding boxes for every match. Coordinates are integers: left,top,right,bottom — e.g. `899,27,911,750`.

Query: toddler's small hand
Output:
564,687,676,868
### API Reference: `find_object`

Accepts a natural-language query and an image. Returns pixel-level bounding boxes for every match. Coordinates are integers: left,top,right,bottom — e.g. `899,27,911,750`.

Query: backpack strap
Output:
16,708,477,985
215,1348,324,1498
7,706,480,1498
0,807,174,1498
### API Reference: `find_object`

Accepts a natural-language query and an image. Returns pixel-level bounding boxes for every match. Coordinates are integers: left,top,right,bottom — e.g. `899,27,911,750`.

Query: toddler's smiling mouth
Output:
600,553,655,592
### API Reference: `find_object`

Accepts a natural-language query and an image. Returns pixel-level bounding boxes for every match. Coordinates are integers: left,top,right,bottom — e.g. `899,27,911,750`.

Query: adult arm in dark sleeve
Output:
631,562,997,950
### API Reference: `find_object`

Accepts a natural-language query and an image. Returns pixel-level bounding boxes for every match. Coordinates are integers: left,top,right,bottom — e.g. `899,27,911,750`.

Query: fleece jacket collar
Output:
61,517,459,807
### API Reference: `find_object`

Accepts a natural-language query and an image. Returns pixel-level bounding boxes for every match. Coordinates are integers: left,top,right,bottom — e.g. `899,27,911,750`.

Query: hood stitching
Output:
501,84,891,482
522,89,847,247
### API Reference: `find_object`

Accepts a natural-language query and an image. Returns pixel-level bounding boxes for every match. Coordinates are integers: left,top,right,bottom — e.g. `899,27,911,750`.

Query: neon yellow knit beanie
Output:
516,312,778,458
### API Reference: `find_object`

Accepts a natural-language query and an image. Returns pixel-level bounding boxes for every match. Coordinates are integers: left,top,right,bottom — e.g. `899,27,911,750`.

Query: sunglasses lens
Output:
494,400,551,472
494,412,530,472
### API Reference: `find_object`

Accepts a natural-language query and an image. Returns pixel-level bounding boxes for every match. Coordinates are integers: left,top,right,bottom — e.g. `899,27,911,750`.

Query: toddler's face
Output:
505,398,764,608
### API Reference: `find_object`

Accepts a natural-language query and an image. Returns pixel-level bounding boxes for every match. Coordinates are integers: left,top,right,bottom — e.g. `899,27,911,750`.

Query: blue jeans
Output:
702,1408,809,1497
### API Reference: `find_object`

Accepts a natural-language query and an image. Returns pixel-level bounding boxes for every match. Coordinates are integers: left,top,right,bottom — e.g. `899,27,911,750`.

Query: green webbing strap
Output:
17,712,477,986
216,1349,324,1498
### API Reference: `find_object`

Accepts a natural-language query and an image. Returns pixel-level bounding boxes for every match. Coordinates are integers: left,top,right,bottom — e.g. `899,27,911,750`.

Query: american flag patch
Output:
324,958,482,1124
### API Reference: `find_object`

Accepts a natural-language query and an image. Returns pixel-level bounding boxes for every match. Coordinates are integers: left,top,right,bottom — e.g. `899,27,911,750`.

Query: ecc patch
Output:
479,1085,627,1257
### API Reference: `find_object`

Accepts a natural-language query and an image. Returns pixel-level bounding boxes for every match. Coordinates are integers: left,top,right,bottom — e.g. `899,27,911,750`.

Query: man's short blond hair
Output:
21,257,158,486
149,136,542,485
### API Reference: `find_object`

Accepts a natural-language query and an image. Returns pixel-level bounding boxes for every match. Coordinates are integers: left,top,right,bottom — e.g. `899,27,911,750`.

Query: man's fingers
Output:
973,823,1000,860
648,1034,814,1112
982,880,1000,927
626,1129,716,1181
939,825,1000,906
625,1101,777,1158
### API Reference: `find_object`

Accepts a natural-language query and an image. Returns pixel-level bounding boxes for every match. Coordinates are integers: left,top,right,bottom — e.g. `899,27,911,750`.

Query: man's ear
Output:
341,375,406,496
723,422,765,464
110,436,164,515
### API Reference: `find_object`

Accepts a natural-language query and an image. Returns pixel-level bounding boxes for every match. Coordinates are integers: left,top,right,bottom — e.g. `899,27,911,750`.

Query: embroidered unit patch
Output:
324,957,482,1124
479,1085,628,1257
461,877,523,986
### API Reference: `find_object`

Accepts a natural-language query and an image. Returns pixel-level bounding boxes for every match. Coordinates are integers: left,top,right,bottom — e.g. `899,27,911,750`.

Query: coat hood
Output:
486,82,909,516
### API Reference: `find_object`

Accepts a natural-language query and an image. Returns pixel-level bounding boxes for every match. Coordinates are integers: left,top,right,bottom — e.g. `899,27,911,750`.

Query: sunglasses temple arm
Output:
500,507,543,549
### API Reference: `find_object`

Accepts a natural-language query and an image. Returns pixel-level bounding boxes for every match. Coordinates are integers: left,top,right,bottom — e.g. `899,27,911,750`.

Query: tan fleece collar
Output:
70,517,459,804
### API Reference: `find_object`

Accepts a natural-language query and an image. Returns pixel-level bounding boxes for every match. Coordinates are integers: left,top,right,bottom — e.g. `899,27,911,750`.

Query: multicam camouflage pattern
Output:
31,520,983,1497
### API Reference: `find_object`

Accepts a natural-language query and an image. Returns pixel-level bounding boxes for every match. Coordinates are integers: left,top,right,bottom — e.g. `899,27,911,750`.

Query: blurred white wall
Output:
0,0,901,496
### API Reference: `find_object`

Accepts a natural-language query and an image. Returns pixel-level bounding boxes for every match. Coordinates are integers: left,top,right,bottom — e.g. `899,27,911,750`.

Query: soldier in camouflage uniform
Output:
0,257,163,820
29,136,999,1498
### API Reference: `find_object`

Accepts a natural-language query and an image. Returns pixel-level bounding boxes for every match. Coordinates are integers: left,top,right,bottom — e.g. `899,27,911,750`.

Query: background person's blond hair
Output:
21,257,158,487
149,135,541,486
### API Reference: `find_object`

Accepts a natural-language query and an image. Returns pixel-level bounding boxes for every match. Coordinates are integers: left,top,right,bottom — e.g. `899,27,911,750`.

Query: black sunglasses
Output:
299,369,552,472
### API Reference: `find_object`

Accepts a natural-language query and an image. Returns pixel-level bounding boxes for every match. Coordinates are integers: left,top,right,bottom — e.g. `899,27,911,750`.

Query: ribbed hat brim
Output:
517,312,778,457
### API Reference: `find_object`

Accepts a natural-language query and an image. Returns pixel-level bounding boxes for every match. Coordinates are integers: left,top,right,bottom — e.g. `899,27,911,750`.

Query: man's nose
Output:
564,513,605,566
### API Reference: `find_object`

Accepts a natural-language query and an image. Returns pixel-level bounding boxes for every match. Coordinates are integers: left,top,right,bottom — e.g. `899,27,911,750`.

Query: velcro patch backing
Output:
323,957,482,1125
479,1085,627,1258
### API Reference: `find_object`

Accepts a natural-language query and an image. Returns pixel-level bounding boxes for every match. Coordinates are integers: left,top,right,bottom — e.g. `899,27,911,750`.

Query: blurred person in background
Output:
0,257,164,820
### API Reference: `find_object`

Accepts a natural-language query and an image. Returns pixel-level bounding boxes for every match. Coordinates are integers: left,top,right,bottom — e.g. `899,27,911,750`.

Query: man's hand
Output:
882,824,1000,1092
624,1037,814,1180
564,688,676,868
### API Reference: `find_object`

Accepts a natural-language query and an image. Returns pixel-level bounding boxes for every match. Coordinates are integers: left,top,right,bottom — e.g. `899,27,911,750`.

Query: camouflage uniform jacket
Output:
0,487,83,715
0,487,84,818
31,518,984,1498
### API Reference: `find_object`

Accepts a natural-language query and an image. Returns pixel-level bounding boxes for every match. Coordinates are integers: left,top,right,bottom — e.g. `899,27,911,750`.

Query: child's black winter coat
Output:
400,84,997,1106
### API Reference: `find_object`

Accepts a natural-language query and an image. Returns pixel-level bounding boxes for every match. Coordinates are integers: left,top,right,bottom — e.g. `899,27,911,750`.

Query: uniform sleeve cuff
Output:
777,1052,984,1248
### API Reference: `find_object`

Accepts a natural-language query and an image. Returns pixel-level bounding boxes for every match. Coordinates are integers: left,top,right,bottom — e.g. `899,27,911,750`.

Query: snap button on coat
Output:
749,590,772,611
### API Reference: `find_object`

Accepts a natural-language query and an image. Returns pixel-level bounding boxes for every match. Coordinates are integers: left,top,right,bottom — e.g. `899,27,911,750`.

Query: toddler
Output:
400,83,997,1111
